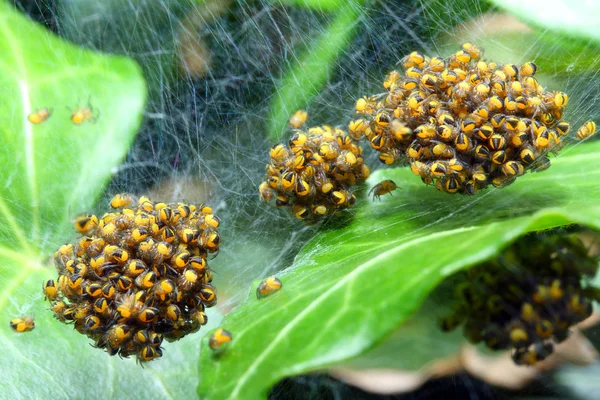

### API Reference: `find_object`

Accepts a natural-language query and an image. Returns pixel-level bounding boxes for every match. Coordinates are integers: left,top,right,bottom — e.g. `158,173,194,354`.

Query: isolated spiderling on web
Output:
259,112,370,221
439,232,600,365
208,328,232,352
352,43,583,194
256,276,283,299
10,316,35,333
45,194,220,363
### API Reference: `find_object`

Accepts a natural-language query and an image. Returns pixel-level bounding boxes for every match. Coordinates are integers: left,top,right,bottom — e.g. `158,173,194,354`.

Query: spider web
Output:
14,0,600,398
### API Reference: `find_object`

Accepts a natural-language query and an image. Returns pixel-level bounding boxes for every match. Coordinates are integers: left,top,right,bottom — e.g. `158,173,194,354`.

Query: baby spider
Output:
70,101,99,125
28,108,53,124
288,110,308,129
368,180,399,201
256,276,283,299
209,328,232,351
576,120,596,141
10,315,35,333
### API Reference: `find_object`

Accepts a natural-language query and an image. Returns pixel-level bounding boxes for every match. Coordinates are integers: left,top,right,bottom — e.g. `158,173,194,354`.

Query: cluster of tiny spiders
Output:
440,233,599,365
259,111,370,221
350,43,592,194
259,44,597,219
43,194,220,362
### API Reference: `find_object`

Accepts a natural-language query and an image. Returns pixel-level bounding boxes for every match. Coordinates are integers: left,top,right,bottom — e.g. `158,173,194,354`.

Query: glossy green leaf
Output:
341,295,462,371
488,0,600,43
0,2,146,253
0,3,221,399
2,277,222,400
267,0,364,141
198,141,600,399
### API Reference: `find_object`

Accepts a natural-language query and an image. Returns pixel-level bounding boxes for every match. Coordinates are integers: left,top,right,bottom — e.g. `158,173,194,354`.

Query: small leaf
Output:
267,0,364,141
488,0,600,43
198,142,600,399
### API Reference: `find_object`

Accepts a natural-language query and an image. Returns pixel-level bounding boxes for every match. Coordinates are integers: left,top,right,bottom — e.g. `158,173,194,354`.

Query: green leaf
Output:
0,3,217,398
198,141,600,399
487,0,600,43
1,261,222,399
0,2,146,253
341,296,462,371
270,0,350,12
267,0,364,141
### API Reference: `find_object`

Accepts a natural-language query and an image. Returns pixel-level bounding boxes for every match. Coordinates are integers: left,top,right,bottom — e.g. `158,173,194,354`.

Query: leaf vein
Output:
227,227,477,398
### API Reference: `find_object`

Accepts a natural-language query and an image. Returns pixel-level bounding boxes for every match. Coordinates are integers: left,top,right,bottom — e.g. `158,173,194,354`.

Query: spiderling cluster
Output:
43,194,220,363
352,43,573,194
259,112,370,221
439,233,599,365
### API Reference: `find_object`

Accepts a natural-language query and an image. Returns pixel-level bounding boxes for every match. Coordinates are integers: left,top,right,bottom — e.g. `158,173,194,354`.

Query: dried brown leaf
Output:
330,312,600,394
